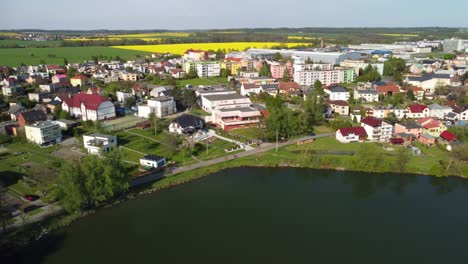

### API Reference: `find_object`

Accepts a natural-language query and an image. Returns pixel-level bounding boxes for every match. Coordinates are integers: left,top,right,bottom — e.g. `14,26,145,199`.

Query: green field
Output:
0,46,152,67
0,39,62,48
176,77,229,87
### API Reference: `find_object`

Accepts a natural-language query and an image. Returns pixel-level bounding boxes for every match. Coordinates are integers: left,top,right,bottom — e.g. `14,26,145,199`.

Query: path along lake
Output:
13,167,468,263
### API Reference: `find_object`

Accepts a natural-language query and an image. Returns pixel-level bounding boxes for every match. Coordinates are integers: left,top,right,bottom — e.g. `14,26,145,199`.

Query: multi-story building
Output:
339,60,384,75
361,116,392,142
120,73,138,81
443,38,468,52
324,86,350,101
270,61,293,79
354,88,379,102
210,107,262,131
428,104,453,119
83,133,117,155
329,100,350,116
137,96,177,118
200,93,251,113
394,122,423,138
25,121,62,146
197,62,221,78
406,104,430,119
220,60,243,75
294,68,355,86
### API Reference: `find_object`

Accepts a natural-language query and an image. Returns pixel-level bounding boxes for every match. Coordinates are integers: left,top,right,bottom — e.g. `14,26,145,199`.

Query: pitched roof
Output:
8,104,25,114
376,85,400,94
242,83,260,89
54,74,67,79
440,130,456,141
408,104,428,113
361,116,382,127
63,93,109,111
171,114,204,128
330,100,349,107
390,138,405,144
327,86,348,93
278,82,300,91
339,127,367,137
71,75,87,80
407,73,451,82
142,154,166,161
398,122,422,129
19,110,47,123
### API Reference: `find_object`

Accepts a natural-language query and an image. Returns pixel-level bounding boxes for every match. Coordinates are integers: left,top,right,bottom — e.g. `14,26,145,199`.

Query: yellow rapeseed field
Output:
288,36,316,40
0,32,20,37
111,42,305,54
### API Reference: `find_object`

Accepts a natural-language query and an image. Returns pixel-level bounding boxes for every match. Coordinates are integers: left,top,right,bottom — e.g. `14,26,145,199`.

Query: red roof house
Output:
61,93,115,121
407,104,430,118
440,131,457,142
361,116,382,127
336,127,368,143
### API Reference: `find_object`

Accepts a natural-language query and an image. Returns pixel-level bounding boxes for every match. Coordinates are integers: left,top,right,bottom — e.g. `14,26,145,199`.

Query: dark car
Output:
24,194,40,201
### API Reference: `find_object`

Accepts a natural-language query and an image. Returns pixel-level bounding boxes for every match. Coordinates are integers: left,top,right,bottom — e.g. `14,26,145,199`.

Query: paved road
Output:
130,132,334,187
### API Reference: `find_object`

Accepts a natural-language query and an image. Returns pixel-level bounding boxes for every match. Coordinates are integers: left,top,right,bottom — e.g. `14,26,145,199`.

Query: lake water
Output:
11,167,468,263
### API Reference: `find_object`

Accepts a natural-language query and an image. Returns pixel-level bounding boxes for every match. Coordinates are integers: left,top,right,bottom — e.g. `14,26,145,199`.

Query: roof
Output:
278,82,300,91
440,130,456,141
8,104,25,114
376,85,400,94
71,75,87,80
327,86,348,93
19,110,47,123
54,74,67,79
242,83,260,89
339,127,367,137
408,104,428,113
355,89,378,95
407,73,451,82
330,100,349,107
63,93,109,111
420,134,435,140
397,122,422,129
202,93,246,101
218,107,260,113
361,116,382,127
390,138,405,144
171,114,204,128
142,154,165,161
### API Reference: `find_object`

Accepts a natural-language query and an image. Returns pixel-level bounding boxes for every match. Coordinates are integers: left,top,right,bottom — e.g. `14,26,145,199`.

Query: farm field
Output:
65,32,191,41
111,42,305,55
0,46,152,67
0,39,62,48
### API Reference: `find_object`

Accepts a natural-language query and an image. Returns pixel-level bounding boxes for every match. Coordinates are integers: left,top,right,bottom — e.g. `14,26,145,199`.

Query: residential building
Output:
25,121,62,146
270,62,293,79
209,107,262,131
329,100,350,116
140,155,167,169
28,92,53,103
120,73,138,81
428,104,453,119
200,93,251,113
324,86,350,101
405,86,425,101
137,96,177,118
394,122,423,137
116,91,134,103
406,74,451,94
451,106,468,121
374,82,400,96
417,117,447,137
220,60,243,75
70,75,87,87
8,104,26,121
336,127,368,143
419,134,436,146
339,60,384,75
407,104,430,119
183,49,209,61
443,38,468,52
261,84,279,96
169,114,205,134
51,74,67,85
197,62,221,78
18,110,48,127
361,116,392,142
294,68,355,86
278,82,301,97
83,133,117,155
354,88,379,102
240,83,262,96
440,131,457,142
61,93,116,121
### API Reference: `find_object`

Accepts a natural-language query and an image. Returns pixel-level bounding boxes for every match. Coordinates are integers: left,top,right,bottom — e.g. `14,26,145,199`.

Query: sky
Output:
2,0,468,30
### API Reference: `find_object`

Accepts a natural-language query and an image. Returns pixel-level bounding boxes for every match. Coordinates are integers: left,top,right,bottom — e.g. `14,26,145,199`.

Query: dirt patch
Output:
51,146,85,161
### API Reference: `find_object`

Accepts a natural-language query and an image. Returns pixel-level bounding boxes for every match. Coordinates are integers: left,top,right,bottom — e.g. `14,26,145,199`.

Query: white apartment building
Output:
428,104,453,119
138,96,177,118
200,93,251,113
83,133,117,155
197,62,221,78
324,86,350,101
25,121,62,146
294,68,355,86
361,117,392,142
339,60,384,75
354,89,379,102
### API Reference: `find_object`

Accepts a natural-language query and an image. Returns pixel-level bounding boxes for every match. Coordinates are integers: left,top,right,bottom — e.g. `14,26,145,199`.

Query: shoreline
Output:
1,158,466,257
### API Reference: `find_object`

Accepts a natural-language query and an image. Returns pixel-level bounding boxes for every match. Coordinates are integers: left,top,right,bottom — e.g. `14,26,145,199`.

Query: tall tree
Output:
281,68,291,82
273,52,283,61
259,64,270,77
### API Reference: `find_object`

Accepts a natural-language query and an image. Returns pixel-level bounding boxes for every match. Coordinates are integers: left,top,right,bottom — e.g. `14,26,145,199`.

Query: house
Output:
169,114,205,134
395,133,415,146
417,117,447,137
407,104,430,119
55,119,78,131
137,96,177,118
61,93,116,121
361,116,392,142
70,75,87,87
418,134,436,146
389,138,405,145
200,93,251,113
28,92,53,103
18,110,48,127
335,127,368,143
183,49,209,61
116,91,134,103
140,155,167,169
428,103,453,119
354,88,379,102
120,72,138,81
240,83,262,96
406,74,451,94
440,130,457,142
8,104,26,121
86,87,104,95
324,86,350,101
260,84,279,96
278,82,301,97
51,74,68,85
149,86,170,98
83,133,117,155
394,122,422,137
375,82,400,96
25,121,62,146
2,85,22,97
329,100,350,116
452,106,468,121
208,106,262,131
405,86,425,101
171,69,185,79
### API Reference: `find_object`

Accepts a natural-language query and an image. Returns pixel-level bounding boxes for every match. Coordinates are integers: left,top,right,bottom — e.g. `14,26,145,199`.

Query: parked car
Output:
24,194,40,201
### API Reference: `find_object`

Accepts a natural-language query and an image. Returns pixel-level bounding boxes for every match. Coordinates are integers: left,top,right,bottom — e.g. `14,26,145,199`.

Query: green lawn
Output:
177,77,229,87
228,127,259,140
0,46,152,67
8,180,41,196
194,139,242,161
189,108,210,117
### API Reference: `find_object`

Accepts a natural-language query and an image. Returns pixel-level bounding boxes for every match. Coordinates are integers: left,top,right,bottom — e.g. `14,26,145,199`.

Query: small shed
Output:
140,155,167,169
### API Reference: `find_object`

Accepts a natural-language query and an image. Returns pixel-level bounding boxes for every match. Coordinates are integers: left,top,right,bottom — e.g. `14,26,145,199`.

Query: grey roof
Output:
203,93,246,101
407,74,451,82
142,154,166,161
150,96,173,102
219,107,259,113
8,105,25,114
171,114,204,128
328,86,348,93
86,133,114,139
420,134,435,140
356,89,378,94
428,103,452,110
398,122,422,129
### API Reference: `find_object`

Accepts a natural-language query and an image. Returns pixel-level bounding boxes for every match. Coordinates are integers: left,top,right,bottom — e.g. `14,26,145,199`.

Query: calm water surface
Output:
13,167,468,263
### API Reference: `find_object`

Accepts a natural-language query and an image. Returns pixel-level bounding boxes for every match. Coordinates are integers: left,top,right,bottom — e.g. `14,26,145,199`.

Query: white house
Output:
25,121,62,146
138,96,177,118
354,88,379,102
407,104,430,119
209,107,262,131
197,62,221,78
116,91,134,103
83,133,117,155
200,93,251,113
324,86,350,101
140,155,167,169
336,127,368,143
169,114,205,134
406,74,451,94
240,83,263,96
61,94,116,121
428,104,453,119
361,116,392,142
